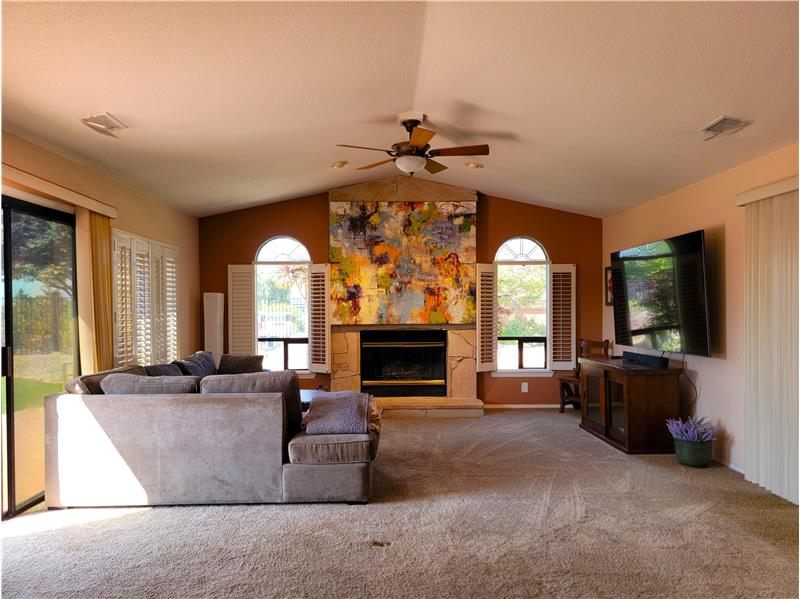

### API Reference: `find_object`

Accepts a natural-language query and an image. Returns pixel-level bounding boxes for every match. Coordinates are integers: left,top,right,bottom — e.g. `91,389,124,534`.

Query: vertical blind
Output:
744,189,798,504
113,229,178,366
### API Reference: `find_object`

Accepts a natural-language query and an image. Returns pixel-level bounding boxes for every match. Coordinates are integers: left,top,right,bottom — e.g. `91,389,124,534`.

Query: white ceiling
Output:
3,2,797,217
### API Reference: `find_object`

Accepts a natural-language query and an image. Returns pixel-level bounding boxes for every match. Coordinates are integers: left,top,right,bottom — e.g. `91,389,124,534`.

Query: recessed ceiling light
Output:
465,162,484,169
80,112,127,138
330,160,349,170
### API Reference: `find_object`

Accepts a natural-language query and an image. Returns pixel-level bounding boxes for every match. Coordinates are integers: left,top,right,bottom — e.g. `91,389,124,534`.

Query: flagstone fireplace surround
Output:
330,327,477,403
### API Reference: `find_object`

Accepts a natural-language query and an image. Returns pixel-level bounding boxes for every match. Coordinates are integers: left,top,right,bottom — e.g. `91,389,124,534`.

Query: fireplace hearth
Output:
360,330,447,397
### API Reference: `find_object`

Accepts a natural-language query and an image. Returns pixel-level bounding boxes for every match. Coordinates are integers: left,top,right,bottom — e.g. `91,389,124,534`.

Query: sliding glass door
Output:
2,195,79,517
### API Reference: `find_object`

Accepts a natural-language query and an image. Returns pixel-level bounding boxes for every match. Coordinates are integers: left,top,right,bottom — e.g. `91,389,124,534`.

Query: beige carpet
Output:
2,410,797,599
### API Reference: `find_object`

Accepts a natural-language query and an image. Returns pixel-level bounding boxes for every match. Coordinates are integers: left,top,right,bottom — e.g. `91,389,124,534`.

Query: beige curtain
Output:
90,211,115,371
744,189,798,504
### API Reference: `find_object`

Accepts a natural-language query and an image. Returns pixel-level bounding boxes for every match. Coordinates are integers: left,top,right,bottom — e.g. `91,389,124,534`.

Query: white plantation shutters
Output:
113,230,179,367
308,263,330,373
148,244,179,364
548,264,576,370
227,264,256,354
164,248,178,362
113,235,135,366
476,263,497,372
147,242,162,365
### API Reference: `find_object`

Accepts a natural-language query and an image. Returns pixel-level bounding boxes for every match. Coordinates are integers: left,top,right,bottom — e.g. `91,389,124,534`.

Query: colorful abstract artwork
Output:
329,201,477,325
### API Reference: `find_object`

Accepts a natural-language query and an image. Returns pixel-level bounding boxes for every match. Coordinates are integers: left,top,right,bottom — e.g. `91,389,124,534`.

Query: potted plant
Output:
666,416,718,468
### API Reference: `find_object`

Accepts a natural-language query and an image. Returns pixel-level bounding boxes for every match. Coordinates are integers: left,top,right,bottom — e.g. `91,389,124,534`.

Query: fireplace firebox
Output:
360,330,447,397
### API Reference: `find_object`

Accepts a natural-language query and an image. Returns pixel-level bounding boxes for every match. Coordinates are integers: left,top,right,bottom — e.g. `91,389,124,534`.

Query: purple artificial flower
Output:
666,416,718,442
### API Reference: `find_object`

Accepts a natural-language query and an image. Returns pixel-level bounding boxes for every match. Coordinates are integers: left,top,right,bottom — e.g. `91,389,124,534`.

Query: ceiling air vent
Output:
700,115,753,141
80,112,127,138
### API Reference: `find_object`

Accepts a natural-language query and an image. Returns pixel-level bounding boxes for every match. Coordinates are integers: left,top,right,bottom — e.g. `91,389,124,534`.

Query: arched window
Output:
255,237,311,371
494,237,549,370
256,236,311,263
495,236,547,262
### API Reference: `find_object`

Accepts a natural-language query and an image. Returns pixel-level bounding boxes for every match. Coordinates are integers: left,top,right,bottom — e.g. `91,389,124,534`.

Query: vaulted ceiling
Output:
3,2,797,217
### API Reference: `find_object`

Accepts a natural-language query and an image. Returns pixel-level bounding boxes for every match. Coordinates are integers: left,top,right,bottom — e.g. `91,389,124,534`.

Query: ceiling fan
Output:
336,112,489,175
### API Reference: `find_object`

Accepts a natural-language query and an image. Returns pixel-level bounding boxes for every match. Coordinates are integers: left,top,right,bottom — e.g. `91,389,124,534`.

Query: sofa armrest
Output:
45,392,286,507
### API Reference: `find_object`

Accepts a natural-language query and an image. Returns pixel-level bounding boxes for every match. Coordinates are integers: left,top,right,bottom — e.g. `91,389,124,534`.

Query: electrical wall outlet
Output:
521,382,528,393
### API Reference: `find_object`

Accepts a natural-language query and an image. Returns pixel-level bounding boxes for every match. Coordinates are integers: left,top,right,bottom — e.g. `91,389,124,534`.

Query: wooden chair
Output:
559,339,610,413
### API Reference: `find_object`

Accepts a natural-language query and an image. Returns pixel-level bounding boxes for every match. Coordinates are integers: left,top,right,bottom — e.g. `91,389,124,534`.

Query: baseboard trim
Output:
484,404,561,409
725,461,745,474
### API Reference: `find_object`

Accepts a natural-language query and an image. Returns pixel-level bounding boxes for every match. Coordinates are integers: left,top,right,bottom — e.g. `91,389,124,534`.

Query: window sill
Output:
491,369,554,378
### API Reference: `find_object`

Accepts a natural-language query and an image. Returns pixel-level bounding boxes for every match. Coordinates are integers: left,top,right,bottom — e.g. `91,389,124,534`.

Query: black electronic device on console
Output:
622,351,670,369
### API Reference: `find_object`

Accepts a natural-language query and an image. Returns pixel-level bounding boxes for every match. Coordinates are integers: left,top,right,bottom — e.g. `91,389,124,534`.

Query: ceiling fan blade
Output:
357,158,396,170
408,127,436,149
337,144,393,153
428,144,490,157
424,159,448,174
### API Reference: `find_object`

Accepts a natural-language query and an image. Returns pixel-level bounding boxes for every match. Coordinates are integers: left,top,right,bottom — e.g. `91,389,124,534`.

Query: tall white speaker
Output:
204,292,224,365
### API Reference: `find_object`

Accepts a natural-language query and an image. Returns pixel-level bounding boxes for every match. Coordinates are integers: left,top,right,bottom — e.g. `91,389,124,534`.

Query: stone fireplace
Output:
330,328,477,406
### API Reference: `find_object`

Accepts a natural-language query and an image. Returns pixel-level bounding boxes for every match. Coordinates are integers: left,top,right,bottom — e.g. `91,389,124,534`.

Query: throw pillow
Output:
217,354,264,375
172,351,217,378
145,363,183,377
65,365,147,395
100,373,201,395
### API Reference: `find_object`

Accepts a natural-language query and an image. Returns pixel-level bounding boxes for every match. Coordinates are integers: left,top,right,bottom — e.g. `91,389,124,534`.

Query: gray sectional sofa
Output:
45,353,379,507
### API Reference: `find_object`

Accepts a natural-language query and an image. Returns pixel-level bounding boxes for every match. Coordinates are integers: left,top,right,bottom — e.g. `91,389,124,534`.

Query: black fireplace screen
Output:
360,330,447,397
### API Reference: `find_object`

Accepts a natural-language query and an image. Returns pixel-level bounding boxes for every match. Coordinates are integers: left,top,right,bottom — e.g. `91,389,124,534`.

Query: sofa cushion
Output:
100,373,201,395
145,363,183,377
172,351,216,378
65,365,147,395
200,370,302,436
288,432,378,464
217,354,264,375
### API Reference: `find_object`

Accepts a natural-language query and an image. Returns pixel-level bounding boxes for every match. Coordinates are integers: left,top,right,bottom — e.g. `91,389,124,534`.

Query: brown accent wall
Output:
199,193,330,389
477,194,603,405
199,190,603,399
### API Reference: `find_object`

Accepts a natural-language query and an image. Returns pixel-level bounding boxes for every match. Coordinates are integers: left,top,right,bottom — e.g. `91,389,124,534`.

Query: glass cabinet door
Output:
581,366,605,433
606,377,626,444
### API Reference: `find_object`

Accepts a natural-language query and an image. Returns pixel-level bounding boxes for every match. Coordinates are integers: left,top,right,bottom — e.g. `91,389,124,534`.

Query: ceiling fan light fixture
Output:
336,115,490,176
395,155,427,173
330,160,349,170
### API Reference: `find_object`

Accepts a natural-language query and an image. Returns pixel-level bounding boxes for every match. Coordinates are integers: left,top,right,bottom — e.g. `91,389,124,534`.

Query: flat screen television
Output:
610,229,710,356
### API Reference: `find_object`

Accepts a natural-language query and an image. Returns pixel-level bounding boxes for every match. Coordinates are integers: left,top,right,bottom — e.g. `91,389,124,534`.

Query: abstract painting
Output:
329,201,476,325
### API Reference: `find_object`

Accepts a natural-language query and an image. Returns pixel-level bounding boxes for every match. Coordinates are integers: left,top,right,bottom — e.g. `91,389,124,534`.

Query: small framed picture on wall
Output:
605,267,614,306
